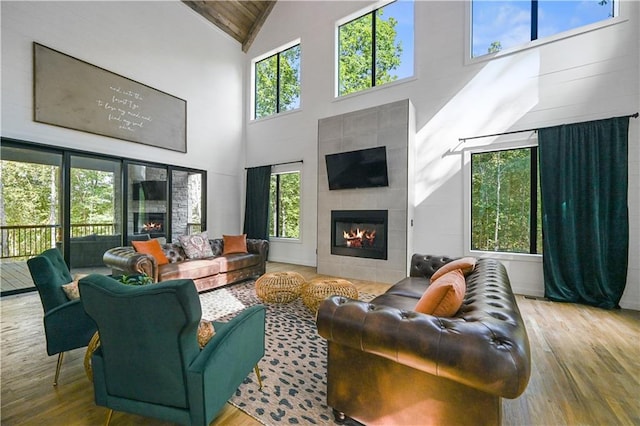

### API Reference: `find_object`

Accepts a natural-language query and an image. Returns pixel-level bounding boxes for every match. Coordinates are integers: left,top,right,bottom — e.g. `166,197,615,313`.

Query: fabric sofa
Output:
103,238,269,293
316,254,531,426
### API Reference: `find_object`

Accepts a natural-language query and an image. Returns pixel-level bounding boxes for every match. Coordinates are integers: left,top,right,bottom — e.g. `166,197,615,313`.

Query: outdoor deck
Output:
1,259,110,295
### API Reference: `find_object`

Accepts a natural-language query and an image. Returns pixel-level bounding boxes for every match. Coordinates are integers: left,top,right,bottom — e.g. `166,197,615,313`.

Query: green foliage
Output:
118,273,153,286
471,149,540,253
339,7,402,96
255,45,300,119
488,41,502,54
1,160,58,226
269,172,300,239
70,168,116,224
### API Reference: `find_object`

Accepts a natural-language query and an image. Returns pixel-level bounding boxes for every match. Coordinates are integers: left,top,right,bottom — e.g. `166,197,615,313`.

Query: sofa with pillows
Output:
316,254,531,426
102,233,269,293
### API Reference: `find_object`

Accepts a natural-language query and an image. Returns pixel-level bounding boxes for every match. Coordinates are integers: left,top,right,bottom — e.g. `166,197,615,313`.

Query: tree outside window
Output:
472,0,615,57
254,43,300,119
338,0,414,96
269,171,300,239
471,147,541,254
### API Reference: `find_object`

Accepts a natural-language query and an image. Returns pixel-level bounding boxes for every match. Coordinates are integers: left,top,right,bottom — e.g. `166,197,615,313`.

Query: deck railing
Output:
0,223,116,259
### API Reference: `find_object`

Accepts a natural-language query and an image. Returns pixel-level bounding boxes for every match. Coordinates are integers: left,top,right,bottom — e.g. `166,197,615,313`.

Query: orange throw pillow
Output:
222,234,248,255
132,239,169,265
415,269,466,317
430,257,477,283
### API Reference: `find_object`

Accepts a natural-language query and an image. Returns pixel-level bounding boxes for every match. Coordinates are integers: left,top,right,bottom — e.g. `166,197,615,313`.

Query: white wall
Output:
1,1,246,237
245,1,639,309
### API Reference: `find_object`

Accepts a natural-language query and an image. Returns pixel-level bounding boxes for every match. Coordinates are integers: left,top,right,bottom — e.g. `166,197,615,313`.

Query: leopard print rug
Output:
200,280,371,425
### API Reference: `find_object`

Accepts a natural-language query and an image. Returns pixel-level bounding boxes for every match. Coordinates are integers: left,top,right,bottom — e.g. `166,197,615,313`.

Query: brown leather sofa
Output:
316,254,531,426
103,238,269,293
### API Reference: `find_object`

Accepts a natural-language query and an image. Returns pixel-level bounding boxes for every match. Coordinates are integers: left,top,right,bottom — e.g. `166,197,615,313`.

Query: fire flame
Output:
343,228,376,248
142,222,162,232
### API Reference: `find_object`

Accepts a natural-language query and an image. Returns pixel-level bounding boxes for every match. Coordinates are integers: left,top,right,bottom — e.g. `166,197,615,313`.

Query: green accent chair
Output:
78,274,266,426
26,248,97,386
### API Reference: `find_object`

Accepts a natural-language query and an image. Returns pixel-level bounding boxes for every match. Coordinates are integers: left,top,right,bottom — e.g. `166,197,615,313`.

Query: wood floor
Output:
1,262,638,425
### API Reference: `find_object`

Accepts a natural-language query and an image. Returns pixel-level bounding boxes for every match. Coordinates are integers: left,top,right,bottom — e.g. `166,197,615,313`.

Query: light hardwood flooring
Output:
1,262,638,425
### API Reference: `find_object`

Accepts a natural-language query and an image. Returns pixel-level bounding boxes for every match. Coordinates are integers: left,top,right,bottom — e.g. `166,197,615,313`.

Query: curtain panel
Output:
538,116,629,309
243,165,272,241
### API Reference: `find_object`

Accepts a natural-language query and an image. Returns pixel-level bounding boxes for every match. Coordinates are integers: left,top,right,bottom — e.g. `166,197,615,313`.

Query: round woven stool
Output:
255,271,306,303
302,278,358,312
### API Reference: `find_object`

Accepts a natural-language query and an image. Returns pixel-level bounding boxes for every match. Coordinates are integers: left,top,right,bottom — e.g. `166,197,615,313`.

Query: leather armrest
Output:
246,239,269,262
103,246,158,282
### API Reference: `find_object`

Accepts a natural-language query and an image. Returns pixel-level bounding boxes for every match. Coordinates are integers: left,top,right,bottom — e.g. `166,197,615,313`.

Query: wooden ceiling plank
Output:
242,1,276,52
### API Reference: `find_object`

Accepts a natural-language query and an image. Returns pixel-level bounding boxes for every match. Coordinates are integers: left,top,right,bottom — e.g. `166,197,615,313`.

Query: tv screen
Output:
325,147,389,190
132,181,167,201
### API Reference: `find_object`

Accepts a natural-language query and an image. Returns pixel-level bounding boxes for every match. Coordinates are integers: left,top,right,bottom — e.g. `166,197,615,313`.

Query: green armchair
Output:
78,274,266,426
26,248,97,385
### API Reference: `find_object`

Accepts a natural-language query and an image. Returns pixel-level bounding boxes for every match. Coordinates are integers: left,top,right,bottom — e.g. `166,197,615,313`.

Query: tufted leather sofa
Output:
103,238,269,293
316,254,531,426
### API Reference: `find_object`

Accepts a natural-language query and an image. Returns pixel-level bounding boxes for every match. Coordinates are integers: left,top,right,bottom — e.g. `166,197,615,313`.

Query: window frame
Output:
251,39,301,121
465,0,625,63
334,0,415,98
268,164,302,242
463,138,542,261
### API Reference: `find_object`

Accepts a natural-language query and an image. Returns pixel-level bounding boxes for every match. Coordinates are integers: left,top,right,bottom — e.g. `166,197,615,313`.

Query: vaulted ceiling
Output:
182,1,277,52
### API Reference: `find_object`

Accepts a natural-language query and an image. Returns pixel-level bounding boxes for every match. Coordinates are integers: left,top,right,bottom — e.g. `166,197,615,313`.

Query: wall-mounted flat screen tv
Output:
325,146,389,190
132,181,167,201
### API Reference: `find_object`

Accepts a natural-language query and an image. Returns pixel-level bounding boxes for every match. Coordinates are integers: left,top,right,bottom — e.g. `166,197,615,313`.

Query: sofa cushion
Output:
158,258,221,282
430,257,477,283
132,239,169,266
179,232,214,259
162,243,186,263
197,320,216,349
216,253,260,273
415,269,466,317
223,234,248,255
61,273,89,300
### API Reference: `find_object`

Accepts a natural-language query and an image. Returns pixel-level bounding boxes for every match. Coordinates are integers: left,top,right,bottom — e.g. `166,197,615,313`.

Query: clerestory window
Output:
471,0,616,58
253,41,301,120
337,0,414,97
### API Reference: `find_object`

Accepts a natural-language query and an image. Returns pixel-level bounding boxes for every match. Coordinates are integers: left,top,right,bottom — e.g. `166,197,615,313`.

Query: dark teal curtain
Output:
538,116,629,309
243,165,271,240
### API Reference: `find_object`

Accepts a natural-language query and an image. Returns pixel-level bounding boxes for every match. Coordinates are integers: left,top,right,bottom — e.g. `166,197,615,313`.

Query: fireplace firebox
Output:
331,210,388,260
133,212,166,239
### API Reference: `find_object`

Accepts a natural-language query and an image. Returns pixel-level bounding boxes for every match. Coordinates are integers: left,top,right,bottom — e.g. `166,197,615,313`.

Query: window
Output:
337,0,414,96
269,171,300,239
254,42,301,119
471,0,616,57
471,147,541,254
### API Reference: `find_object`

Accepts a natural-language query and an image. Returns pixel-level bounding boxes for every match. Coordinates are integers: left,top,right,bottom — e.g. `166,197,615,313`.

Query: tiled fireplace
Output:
317,99,415,283
331,210,388,260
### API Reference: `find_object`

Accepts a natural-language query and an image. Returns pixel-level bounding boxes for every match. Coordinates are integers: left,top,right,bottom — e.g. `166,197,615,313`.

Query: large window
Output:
471,147,541,254
471,0,616,57
0,138,206,296
269,171,300,239
337,0,414,96
254,42,301,119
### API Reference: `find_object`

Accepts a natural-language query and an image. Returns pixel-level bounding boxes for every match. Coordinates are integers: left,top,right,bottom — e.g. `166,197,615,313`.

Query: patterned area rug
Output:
199,280,371,425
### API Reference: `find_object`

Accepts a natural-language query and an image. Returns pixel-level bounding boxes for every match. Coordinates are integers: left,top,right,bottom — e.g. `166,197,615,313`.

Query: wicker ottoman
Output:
255,271,306,303
302,278,358,312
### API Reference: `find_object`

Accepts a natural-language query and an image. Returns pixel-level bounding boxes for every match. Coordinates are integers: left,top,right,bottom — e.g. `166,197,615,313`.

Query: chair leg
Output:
105,409,113,426
53,352,64,386
254,365,263,390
